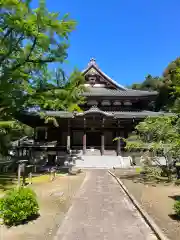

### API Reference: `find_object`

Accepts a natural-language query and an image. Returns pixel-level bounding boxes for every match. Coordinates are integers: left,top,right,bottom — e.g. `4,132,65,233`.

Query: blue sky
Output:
31,0,180,86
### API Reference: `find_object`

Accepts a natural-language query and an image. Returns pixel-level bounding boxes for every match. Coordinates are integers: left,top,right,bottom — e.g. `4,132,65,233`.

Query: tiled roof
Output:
82,59,158,98
82,87,157,97
44,111,74,118
44,107,174,119
20,107,174,120
113,111,174,119
76,106,112,117
82,58,127,90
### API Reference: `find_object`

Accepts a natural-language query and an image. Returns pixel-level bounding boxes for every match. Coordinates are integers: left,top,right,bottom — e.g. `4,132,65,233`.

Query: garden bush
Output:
0,187,39,226
142,165,161,177
175,179,180,186
174,201,180,217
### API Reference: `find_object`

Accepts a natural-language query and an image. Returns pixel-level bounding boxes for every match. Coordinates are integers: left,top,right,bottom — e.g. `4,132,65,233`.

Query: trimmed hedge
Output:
0,187,39,226
174,200,180,217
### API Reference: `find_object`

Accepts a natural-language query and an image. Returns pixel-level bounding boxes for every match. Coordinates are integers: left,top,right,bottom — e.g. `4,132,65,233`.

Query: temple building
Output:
18,58,167,156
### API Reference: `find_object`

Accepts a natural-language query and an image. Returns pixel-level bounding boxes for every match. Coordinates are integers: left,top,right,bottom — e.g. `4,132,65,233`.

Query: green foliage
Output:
130,58,180,111
142,166,161,178
174,179,180,186
125,116,180,156
125,116,180,180
0,187,39,226
44,116,59,127
0,120,33,155
174,201,180,217
131,74,161,91
135,167,142,174
28,67,85,111
0,0,76,114
0,0,85,153
136,116,178,144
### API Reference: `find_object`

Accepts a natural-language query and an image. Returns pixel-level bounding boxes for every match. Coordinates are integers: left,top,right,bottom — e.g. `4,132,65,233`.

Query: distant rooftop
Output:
83,86,157,97
82,58,158,97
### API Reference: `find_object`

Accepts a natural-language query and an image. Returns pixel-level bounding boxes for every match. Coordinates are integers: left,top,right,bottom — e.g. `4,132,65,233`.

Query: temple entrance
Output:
86,131,101,147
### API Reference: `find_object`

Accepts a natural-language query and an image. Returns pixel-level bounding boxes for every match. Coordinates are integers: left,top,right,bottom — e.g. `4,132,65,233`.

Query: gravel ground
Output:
0,172,85,240
115,169,180,240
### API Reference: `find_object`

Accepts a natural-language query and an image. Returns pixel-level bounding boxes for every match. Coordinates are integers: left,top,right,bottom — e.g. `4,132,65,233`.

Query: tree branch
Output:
27,58,56,63
0,33,24,64
26,37,37,62
0,28,13,44
7,37,38,73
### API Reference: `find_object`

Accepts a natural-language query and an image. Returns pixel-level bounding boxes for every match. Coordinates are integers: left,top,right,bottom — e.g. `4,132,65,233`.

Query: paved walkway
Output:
54,170,157,240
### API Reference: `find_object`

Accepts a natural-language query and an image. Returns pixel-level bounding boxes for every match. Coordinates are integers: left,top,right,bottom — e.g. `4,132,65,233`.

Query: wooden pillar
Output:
101,118,105,155
117,120,121,156
101,133,105,155
123,127,128,139
83,118,86,154
45,127,48,140
34,127,38,141
83,132,86,154
117,136,121,156
67,120,71,151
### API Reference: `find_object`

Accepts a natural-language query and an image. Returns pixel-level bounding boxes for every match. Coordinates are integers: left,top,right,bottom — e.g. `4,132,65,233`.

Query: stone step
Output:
75,155,130,169
104,150,117,156
84,150,117,156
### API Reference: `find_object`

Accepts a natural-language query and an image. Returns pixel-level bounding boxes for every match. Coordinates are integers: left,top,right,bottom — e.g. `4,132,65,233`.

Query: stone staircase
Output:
104,150,117,156
84,149,101,156
84,149,117,156
75,155,133,169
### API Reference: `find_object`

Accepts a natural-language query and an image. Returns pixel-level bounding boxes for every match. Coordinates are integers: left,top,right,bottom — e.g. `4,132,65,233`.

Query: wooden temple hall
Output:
18,58,164,156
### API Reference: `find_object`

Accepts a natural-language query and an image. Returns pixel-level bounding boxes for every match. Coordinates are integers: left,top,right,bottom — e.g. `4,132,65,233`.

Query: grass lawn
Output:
1,171,85,240
114,169,180,240
0,173,49,195
0,173,17,194
0,171,69,195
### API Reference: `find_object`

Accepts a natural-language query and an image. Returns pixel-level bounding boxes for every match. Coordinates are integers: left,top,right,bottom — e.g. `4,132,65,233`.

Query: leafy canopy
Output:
125,116,180,158
130,58,180,112
0,0,85,154
0,0,76,114
28,66,85,111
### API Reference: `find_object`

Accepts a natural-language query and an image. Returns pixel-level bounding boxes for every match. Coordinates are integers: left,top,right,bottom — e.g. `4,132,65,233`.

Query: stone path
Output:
54,170,157,240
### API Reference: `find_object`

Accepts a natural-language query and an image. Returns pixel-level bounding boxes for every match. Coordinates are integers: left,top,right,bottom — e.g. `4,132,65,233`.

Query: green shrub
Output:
143,166,161,177
175,179,180,186
135,167,142,174
174,201,180,216
0,187,39,226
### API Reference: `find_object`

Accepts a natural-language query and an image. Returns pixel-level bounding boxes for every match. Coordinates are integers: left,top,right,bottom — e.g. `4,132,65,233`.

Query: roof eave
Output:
82,64,127,91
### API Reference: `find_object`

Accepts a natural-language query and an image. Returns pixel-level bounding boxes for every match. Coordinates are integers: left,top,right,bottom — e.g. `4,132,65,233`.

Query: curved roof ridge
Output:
76,106,113,117
127,88,158,94
82,58,127,91
82,86,157,97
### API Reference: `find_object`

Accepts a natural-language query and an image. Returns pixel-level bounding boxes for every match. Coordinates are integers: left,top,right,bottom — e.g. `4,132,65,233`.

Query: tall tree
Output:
131,74,161,91
130,58,180,111
0,0,85,154
156,57,180,111
125,116,180,179
27,65,85,111
0,0,76,115
163,58,180,112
